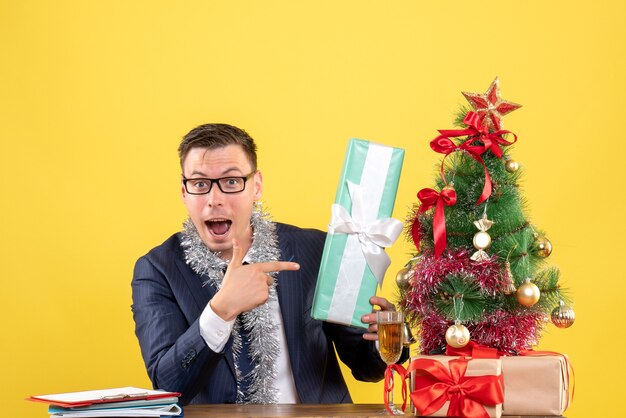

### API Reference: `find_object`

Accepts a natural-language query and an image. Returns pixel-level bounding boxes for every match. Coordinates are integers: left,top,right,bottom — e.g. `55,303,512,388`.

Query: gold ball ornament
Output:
442,183,456,193
534,236,553,258
445,323,470,348
472,231,492,250
551,301,575,328
395,267,411,291
505,159,519,173
516,278,541,307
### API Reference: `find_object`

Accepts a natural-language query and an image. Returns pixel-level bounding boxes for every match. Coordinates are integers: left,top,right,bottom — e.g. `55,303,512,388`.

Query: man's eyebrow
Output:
220,167,244,176
188,167,243,178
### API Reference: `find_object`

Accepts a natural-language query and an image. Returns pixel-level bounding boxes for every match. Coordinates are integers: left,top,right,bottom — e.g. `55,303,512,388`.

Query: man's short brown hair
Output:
178,123,258,170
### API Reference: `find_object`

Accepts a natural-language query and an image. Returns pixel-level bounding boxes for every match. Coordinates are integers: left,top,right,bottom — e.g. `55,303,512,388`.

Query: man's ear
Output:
180,177,187,201
253,170,263,200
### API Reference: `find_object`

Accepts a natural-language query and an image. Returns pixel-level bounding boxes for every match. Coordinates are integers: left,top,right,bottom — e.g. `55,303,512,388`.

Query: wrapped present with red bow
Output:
445,343,573,416
408,356,504,418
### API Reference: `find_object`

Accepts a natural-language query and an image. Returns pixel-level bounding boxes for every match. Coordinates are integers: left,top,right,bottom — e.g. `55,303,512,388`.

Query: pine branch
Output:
454,106,472,127
434,274,498,321
533,267,564,312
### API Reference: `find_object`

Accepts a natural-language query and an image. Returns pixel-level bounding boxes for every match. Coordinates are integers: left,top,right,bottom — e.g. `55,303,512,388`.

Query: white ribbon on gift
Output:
328,181,403,287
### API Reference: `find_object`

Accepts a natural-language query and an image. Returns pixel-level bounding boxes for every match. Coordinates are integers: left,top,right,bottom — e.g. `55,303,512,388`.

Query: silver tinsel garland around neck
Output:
179,206,281,404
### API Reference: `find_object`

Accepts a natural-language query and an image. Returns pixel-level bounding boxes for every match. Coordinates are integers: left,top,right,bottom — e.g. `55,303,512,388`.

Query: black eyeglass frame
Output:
182,171,257,195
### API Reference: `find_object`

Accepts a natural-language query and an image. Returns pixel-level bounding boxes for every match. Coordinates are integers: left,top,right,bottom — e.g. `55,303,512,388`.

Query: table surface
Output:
183,403,564,418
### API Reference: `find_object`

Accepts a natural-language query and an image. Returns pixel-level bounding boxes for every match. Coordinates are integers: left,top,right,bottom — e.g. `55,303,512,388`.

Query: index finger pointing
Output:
229,239,245,267
258,261,301,273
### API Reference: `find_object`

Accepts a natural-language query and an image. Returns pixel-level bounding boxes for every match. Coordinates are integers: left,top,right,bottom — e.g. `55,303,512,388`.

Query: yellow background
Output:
1,1,624,417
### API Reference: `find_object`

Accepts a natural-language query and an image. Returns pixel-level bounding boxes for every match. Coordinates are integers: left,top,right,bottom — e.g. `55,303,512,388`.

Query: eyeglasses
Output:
182,171,256,195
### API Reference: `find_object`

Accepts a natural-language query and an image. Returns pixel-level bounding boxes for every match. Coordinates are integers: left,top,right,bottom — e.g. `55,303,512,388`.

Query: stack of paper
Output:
28,386,182,417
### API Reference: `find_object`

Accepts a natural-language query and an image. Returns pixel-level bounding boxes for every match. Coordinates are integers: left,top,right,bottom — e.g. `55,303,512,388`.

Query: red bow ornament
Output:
430,112,518,205
408,357,504,418
436,112,518,159
414,186,457,258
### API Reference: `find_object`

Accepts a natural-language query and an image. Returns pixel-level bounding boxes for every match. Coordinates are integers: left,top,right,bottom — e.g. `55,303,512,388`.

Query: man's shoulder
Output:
139,233,184,263
132,233,190,284
275,222,326,241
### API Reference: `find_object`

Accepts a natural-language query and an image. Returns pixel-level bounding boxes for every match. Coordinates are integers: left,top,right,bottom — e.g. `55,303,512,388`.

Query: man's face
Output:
181,144,262,260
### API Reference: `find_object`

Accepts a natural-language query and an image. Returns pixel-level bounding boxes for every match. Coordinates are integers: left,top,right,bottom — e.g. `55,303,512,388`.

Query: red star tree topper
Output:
462,77,522,130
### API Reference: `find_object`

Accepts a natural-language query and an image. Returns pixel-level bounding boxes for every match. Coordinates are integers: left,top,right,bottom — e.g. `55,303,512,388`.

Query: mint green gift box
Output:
311,138,404,328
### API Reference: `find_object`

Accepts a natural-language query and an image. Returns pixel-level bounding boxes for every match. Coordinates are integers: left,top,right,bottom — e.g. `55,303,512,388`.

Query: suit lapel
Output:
173,254,216,313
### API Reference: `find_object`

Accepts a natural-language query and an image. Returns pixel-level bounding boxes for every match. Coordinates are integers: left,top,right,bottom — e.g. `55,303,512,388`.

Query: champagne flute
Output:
376,311,404,415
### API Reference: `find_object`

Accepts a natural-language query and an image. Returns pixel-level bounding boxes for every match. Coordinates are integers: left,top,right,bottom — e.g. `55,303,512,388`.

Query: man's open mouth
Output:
205,219,232,236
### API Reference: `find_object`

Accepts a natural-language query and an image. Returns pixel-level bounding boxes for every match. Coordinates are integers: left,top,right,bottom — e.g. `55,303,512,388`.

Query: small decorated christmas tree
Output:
399,78,575,355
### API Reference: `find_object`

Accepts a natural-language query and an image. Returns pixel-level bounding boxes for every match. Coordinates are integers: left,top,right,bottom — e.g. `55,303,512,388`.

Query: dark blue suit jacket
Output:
131,223,387,405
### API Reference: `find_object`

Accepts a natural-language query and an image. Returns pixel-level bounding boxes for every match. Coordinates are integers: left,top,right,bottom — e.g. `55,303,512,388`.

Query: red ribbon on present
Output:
407,357,504,418
445,341,506,359
416,187,457,258
383,364,408,415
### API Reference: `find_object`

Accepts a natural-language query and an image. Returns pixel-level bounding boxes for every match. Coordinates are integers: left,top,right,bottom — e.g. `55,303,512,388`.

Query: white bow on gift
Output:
328,181,403,287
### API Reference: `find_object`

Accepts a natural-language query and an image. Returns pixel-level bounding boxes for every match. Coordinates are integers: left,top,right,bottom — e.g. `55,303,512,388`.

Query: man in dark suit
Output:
131,124,400,405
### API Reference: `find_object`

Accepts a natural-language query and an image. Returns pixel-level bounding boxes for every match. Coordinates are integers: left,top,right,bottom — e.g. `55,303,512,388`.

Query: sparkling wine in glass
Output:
377,311,404,414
